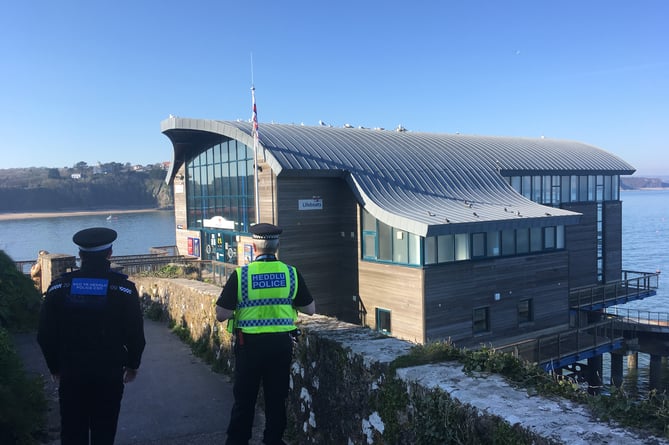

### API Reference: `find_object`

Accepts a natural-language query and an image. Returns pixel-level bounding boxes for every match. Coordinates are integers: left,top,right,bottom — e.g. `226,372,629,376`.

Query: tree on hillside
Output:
103,162,124,174
47,168,60,179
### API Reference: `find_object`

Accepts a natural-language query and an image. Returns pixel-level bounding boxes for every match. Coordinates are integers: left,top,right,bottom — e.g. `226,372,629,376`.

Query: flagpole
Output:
251,84,260,224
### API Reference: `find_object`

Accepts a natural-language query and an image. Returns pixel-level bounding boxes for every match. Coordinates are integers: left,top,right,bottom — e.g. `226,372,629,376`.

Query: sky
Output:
1,1,667,175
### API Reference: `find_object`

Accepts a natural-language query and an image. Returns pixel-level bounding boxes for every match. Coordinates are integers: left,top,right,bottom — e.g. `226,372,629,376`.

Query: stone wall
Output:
132,277,667,445
39,254,76,294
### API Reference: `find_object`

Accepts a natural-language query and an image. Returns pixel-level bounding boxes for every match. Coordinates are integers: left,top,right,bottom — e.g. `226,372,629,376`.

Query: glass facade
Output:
186,139,256,232
185,139,256,264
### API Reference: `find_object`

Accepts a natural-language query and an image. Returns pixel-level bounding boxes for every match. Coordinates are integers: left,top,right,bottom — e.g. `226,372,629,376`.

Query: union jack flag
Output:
251,86,259,141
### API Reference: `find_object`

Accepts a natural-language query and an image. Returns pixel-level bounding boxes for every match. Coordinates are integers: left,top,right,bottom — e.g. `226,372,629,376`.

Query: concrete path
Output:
15,319,269,445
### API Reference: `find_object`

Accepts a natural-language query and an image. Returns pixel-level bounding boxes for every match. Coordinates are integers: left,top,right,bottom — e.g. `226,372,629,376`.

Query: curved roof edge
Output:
161,117,282,184
346,175,580,237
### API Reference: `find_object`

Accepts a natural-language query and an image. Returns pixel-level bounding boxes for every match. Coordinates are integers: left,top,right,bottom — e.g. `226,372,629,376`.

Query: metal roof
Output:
162,118,635,237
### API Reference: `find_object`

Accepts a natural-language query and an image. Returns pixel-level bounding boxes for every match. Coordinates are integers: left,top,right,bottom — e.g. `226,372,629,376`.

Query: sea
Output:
0,210,177,261
1,191,668,389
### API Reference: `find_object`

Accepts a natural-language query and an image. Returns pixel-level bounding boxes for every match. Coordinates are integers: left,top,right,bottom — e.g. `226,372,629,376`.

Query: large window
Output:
506,174,620,205
362,209,566,266
186,138,255,232
363,211,421,266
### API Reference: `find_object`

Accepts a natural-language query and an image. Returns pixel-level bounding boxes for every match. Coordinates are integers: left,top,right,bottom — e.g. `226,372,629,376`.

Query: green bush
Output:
0,250,42,331
137,264,200,279
0,327,47,445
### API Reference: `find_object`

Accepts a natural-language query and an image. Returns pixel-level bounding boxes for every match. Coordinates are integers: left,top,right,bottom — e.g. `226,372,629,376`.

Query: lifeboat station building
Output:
161,117,657,369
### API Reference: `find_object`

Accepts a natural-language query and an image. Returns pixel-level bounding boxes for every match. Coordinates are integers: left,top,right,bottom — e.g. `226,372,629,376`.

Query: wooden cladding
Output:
358,261,425,343
423,251,570,346
273,176,360,322
603,201,623,282
563,202,598,288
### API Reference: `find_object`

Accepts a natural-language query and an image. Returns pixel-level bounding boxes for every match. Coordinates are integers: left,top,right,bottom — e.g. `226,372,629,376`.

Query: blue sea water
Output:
620,190,669,308
0,210,176,261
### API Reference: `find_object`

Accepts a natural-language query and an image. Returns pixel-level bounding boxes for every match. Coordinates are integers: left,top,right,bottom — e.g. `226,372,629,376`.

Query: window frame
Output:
473,306,490,334
376,308,391,334
518,298,534,325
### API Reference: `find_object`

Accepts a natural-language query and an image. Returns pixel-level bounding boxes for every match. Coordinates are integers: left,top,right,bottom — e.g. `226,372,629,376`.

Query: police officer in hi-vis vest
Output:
216,223,315,445
38,227,146,445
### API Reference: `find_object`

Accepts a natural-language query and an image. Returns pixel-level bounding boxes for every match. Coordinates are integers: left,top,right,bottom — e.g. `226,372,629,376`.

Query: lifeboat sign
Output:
298,198,323,211
203,216,235,229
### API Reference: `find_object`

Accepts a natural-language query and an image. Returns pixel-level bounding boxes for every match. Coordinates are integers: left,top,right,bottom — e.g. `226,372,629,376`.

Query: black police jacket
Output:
37,260,146,376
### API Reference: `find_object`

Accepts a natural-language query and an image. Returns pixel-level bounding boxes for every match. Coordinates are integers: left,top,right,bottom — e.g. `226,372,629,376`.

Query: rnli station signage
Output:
298,198,323,211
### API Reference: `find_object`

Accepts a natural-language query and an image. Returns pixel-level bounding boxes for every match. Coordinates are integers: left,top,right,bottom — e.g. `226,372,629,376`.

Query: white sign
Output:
298,198,323,211
203,216,235,229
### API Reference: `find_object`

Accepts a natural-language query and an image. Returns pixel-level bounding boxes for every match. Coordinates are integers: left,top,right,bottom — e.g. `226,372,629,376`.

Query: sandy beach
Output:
0,208,171,221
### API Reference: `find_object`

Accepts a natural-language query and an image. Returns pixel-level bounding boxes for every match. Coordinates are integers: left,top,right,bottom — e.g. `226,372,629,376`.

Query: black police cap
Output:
73,227,117,252
250,223,282,240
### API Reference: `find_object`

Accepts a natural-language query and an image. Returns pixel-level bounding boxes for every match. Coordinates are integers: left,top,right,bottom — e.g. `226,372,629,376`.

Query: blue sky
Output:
1,1,667,175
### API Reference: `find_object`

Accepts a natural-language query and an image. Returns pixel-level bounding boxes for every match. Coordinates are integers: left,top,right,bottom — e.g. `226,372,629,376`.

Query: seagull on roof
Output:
319,120,327,126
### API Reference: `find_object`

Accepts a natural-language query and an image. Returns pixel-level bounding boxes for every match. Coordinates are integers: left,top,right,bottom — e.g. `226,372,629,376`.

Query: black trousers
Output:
226,332,293,445
58,369,124,445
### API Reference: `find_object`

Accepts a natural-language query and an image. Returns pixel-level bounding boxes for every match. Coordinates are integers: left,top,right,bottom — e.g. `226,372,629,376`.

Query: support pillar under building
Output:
610,352,624,388
587,355,603,393
649,354,663,391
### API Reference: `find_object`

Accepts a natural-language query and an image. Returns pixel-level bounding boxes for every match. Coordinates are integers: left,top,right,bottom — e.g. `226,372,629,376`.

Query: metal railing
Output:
605,307,669,328
15,260,36,275
15,247,237,287
496,318,624,367
569,270,660,309
112,255,201,275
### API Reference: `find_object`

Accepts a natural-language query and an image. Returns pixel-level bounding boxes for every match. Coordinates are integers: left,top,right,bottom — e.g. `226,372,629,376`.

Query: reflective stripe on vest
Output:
236,262,298,333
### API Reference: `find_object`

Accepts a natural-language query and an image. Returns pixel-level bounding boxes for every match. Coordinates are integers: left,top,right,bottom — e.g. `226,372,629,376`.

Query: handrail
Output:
569,270,660,309
497,318,624,366
606,307,669,327
15,260,36,275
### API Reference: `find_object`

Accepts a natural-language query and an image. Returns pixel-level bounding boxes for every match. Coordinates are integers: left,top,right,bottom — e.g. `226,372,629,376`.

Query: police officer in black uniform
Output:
216,223,315,445
38,227,146,445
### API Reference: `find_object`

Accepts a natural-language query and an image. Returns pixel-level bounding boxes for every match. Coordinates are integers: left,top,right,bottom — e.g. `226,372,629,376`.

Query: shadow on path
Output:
15,319,269,445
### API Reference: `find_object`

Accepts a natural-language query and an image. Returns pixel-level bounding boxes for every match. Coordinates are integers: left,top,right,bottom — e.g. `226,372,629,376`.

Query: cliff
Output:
621,176,669,190
0,163,173,212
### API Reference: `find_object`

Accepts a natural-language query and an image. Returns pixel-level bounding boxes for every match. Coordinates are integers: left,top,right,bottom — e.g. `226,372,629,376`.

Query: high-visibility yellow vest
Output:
234,261,298,333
